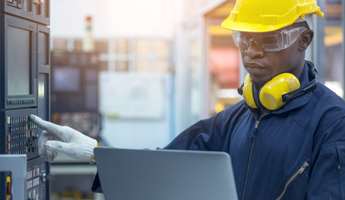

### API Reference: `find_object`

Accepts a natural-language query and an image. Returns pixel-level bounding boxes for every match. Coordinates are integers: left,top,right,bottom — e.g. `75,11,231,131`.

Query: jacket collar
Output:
245,61,314,116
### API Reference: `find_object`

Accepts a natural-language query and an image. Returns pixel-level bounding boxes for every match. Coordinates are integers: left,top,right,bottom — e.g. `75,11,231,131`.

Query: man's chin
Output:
251,77,270,89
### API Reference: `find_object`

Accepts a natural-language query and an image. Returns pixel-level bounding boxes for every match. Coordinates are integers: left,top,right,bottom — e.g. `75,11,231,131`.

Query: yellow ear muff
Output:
259,73,300,110
243,74,258,109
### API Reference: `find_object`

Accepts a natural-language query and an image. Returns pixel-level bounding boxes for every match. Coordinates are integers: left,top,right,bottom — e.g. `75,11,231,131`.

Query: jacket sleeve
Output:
164,110,227,151
307,117,345,200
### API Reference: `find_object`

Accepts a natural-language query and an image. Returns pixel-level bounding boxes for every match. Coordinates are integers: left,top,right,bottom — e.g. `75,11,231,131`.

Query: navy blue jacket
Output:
92,62,345,200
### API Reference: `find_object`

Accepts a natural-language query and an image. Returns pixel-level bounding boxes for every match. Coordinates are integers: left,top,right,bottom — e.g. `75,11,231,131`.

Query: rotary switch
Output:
41,171,55,182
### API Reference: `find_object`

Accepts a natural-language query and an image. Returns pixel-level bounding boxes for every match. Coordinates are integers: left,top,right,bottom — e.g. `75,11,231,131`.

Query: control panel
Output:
1,108,39,160
0,0,50,199
26,157,51,200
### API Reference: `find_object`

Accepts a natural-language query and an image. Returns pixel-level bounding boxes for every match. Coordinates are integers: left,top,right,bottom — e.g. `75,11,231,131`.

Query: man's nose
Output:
244,39,264,59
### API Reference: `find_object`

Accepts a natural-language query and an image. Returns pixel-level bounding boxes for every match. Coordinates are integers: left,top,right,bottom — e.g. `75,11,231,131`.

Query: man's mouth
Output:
244,61,265,74
244,61,265,69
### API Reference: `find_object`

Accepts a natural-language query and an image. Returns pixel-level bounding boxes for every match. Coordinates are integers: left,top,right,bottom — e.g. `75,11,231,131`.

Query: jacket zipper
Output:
241,112,269,200
276,162,309,200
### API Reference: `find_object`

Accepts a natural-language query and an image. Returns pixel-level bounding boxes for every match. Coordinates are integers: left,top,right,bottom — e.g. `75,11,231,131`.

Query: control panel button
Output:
7,135,10,142
7,143,10,150
7,117,10,124
27,180,32,189
34,168,39,177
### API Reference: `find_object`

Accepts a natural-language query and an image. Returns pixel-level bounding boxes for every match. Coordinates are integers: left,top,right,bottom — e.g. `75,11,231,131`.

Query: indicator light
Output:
33,0,44,4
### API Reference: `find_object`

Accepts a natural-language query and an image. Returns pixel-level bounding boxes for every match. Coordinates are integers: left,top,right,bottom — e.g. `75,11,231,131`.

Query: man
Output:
31,0,345,199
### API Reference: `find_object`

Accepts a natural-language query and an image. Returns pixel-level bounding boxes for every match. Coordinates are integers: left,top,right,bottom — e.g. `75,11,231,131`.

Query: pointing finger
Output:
30,115,67,140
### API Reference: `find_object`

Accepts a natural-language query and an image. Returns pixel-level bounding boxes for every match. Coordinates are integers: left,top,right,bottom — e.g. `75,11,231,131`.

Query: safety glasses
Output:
232,27,308,52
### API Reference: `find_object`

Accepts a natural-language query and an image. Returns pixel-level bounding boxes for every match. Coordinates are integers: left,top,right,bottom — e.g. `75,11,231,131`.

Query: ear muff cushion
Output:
259,73,300,110
243,74,258,109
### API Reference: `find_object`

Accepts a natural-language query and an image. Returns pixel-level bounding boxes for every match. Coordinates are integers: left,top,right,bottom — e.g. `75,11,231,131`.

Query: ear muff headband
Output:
252,84,263,109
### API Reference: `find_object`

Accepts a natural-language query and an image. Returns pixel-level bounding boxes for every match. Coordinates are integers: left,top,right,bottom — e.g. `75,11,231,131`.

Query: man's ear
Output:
299,30,314,51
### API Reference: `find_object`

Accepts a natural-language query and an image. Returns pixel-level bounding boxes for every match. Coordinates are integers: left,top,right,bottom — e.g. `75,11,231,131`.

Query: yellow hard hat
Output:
222,0,324,33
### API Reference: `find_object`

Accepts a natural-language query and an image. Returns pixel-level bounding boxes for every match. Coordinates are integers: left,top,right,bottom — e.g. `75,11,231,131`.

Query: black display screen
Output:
7,26,31,96
53,68,80,92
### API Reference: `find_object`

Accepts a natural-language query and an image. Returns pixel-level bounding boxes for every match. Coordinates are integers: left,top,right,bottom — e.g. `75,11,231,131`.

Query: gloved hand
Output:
30,115,97,162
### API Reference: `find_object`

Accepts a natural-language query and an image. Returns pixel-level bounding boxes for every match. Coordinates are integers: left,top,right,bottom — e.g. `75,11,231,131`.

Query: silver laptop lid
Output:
95,147,238,200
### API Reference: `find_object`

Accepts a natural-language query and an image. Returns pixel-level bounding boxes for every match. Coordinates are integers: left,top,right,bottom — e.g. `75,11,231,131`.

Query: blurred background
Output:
48,0,344,199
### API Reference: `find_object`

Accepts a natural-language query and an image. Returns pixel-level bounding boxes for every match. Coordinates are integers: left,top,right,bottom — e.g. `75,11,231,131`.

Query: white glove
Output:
30,115,97,162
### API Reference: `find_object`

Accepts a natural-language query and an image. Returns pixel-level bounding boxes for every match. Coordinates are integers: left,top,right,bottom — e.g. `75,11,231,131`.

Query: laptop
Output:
94,147,238,200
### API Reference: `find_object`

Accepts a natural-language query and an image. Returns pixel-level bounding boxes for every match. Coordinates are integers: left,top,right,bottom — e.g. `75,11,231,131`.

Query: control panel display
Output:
7,26,31,96
0,14,38,110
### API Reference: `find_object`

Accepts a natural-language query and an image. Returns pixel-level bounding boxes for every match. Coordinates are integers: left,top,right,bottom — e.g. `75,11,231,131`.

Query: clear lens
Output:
232,27,308,52
232,31,257,50
259,31,284,52
232,31,240,46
